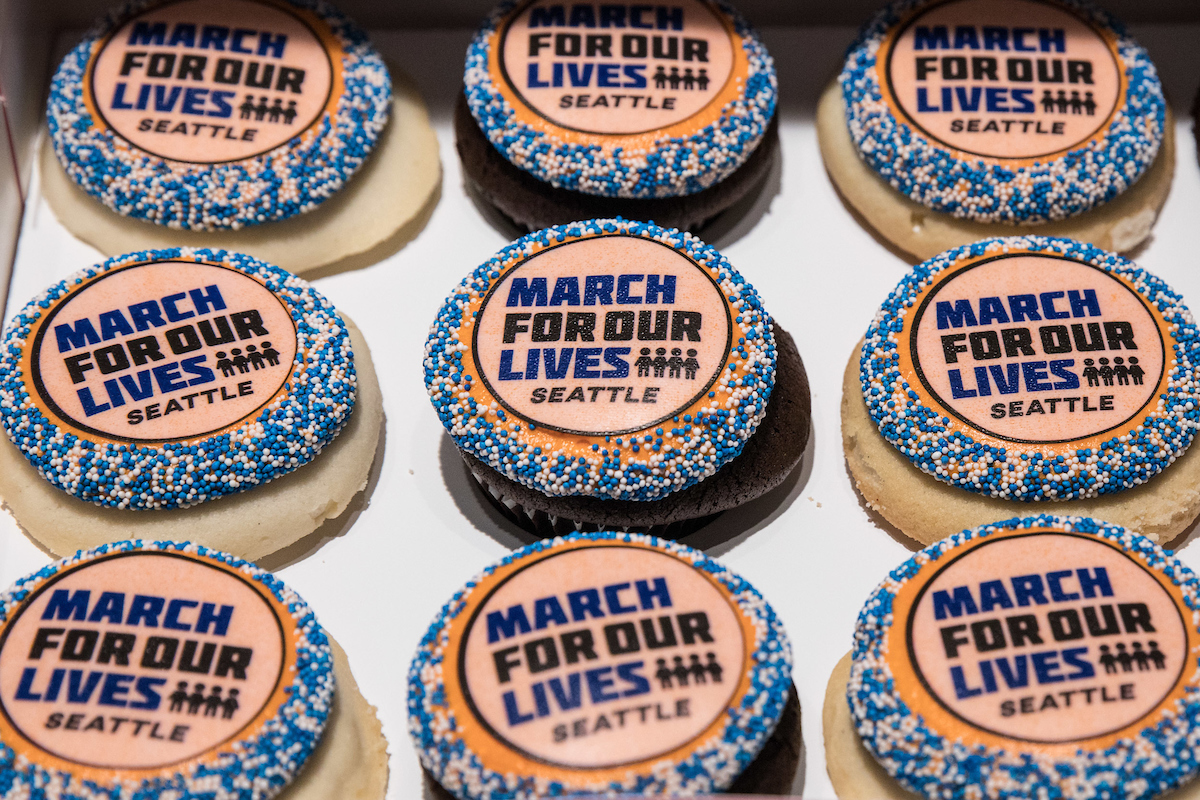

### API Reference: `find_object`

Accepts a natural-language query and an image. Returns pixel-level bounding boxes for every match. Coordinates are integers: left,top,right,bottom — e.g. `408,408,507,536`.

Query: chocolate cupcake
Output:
409,531,800,798
825,515,1200,800
0,248,383,561
42,0,440,274
0,539,387,799
842,236,1200,546
424,218,810,537
457,0,778,232
818,0,1174,261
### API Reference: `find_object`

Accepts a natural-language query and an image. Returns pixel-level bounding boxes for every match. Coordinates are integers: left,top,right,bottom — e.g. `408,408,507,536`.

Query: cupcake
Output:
0,248,383,561
825,515,1200,800
457,0,779,232
424,218,810,538
409,531,799,798
0,539,387,799
42,0,440,274
818,0,1173,261
842,236,1200,546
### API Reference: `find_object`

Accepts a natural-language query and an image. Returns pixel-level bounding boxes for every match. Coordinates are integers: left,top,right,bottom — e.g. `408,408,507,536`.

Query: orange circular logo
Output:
879,0,1122,163
23,259,297,446
901,251,1169,451
886,526,1194,751
0,549,296,778
486,0,750,149
86,0,340,164
457,544,746,768
495,0,735,136
471,235,732,436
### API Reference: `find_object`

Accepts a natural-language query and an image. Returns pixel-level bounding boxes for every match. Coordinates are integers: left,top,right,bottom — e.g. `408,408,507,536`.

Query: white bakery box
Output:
2,1,1200,799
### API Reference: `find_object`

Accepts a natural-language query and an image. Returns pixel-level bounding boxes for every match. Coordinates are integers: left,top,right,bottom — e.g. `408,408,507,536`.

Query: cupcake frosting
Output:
463,0,777,198
423,218,776,502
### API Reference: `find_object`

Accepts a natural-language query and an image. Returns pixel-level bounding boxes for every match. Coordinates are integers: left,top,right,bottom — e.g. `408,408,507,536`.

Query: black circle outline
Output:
455,544,747,770
881,0,1122,161
86,0,336,165
495,0,738,137
903,530,1189,745
27,259,298,445
470,234,734,437
907,251,1167,445
0,550,290,770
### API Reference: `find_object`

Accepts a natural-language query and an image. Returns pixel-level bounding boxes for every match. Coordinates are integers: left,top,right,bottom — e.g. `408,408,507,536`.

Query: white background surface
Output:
3,23,1200,799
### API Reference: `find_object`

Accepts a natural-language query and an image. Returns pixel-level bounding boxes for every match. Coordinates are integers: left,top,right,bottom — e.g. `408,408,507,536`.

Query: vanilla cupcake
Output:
42,0,439,274
0,540,387,799
818,0,1173,261
825,515,1200,800
842,236,1200,545
0,248,383,560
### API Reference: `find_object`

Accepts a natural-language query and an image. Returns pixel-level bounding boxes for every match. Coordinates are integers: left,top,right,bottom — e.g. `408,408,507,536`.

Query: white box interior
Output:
2,4,1200,798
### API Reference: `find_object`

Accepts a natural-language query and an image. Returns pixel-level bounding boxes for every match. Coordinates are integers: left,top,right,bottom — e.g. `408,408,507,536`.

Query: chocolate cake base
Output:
455,91,781,233
462,326,810,539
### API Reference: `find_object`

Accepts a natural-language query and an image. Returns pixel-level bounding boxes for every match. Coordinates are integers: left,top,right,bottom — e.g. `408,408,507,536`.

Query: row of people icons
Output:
636,347,700,379
1083,356,1144,387
238,95,299,124
652,66,711,91
168,681,240,719
216,341,283,377
1098,641,1167,674
1041,90,1098,116
655,653,723,689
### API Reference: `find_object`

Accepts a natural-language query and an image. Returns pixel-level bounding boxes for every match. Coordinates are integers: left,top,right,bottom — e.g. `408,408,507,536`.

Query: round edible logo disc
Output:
885,524,1193,750
409,533,797,796
862,238,1200,501
489,0,746,146
840,0,1165,224
22,259,298,445
49,0,391,230
86,0,339,164
426,220,776,504
458,544,745,768
472,235,732,436
0,547,297,778
901,251,1169,450
879,0,1122,162
1,248,356,511
410,535,795,796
